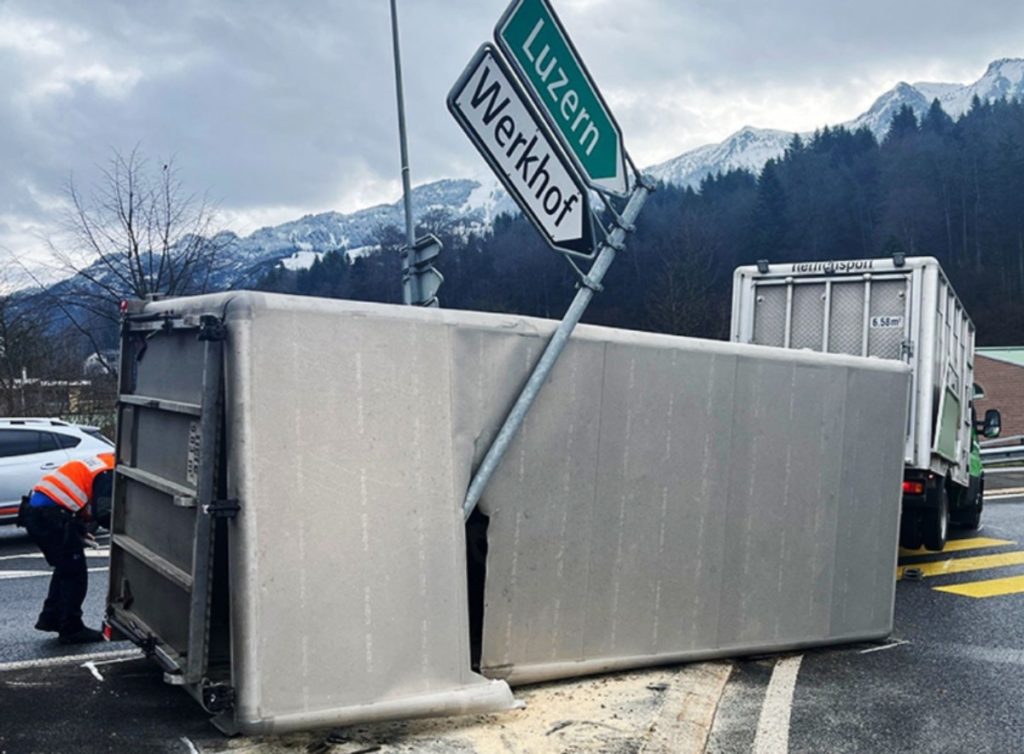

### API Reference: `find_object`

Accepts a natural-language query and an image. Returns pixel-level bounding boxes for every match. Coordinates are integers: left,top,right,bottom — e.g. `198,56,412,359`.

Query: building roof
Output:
977,347,1024,368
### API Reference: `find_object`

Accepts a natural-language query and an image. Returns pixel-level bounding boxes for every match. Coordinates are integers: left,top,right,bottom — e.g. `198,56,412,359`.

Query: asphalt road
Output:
0,524,217,754
708,484,1024,753
0,526,120,664
2,483,1024,753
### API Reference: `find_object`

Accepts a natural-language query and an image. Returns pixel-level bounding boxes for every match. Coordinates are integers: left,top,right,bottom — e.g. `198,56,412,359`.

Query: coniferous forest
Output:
260,97,1024,345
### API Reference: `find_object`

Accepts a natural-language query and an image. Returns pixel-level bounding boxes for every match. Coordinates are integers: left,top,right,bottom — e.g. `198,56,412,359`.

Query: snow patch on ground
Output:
279,250,324,271
345,245,378,260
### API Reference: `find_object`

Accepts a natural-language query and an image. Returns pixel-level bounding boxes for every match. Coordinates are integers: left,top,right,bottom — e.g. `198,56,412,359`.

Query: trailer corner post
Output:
462,182,651,521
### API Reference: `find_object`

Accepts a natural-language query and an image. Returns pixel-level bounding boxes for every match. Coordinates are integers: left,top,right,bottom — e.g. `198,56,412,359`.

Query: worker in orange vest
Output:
18,452,115,644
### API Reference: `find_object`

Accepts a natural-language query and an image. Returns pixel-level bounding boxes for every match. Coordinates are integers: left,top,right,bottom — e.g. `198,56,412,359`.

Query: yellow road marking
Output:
897,550,1024,580
899,537,1015,558
935,574,1024,599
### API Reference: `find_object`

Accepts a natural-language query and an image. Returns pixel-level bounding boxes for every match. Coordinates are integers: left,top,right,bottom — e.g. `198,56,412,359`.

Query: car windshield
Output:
84,428,114,446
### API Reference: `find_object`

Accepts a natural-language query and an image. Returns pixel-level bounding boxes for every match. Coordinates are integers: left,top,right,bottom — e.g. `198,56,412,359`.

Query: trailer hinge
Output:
203,498,240,519
197,315,227,342
901,340,914,359
201,683,235,714
139,633,159,656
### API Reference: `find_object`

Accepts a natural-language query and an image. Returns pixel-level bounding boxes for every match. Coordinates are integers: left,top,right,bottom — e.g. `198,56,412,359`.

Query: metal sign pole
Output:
389,0,419,306
462,181,651,521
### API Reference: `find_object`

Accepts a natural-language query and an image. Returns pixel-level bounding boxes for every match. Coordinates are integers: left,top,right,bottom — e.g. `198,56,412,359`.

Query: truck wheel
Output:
900,511,923,550
955,479,983,531
923,486,949,552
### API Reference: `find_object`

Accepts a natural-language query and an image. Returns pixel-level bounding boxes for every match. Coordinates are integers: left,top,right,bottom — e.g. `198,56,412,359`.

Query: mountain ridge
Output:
247,56,1024,273
26,58,1024,291
649,57,1024,187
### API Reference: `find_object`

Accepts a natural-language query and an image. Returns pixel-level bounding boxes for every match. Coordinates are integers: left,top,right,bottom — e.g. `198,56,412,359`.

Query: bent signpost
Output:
448,44,595,258
449,0,650,520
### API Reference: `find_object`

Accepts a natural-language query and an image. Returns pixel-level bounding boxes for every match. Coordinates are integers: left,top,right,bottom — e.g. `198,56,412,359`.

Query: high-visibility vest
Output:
34,453,115,514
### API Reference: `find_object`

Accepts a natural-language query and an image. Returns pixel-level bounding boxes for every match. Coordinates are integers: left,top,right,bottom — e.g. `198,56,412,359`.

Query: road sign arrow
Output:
496,0,629,196
448,43,595,258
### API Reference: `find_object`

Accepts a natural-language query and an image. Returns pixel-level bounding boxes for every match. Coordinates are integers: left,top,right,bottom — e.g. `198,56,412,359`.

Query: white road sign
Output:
448,43,594,258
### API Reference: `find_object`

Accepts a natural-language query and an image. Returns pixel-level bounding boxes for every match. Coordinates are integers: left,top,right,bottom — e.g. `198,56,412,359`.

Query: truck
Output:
730,256,1002,551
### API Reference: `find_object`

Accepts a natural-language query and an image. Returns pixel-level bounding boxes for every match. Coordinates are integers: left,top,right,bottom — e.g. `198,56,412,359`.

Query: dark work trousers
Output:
22,504,87,635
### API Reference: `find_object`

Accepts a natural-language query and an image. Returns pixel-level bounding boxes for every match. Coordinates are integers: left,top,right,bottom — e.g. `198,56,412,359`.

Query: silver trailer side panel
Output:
114,292,908,729
449,328,909,684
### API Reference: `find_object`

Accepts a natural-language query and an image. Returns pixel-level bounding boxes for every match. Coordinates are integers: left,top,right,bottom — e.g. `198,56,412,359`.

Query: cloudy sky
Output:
1,0,1022,265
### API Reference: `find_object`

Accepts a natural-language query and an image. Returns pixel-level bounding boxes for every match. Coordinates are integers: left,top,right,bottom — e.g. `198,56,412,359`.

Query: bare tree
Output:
46,146,229,324
27,146,233,372
0,270,91,417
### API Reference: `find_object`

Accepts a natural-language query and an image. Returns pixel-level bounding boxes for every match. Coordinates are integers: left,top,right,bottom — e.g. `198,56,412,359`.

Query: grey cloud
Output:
1,0,1022,259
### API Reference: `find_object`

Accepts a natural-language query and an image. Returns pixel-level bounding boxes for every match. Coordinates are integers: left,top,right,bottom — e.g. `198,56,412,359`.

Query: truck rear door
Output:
745,273,911,360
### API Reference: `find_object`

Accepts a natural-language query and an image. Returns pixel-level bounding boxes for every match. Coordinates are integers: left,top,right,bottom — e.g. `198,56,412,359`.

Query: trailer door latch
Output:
198,315,227,342
203,499,240,519
202,683,235,713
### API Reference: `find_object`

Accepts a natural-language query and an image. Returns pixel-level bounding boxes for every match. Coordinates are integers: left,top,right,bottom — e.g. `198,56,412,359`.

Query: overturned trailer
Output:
107,292,909,733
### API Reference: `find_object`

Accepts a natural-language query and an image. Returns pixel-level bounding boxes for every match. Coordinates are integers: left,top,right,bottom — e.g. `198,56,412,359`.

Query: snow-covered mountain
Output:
846,82,934,136
649,57,1024,189
916,58,1024,118
203,57,1024,276
25,58,1023,290
647,126,795,188
215,176,514,283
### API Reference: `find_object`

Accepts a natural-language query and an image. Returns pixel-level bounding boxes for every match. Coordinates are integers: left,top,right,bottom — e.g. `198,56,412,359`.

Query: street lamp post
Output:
389,0,420,306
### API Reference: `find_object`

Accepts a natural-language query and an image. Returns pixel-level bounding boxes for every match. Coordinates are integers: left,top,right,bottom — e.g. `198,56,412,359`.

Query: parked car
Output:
0,418,114,524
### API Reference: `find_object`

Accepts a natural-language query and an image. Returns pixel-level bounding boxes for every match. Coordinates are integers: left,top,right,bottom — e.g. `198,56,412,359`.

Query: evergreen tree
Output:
254,98,1024,346
885,104,920,143
921,99,954,134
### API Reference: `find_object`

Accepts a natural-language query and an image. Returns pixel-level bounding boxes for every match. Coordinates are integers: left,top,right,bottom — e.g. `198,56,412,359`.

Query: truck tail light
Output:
903,481,925,495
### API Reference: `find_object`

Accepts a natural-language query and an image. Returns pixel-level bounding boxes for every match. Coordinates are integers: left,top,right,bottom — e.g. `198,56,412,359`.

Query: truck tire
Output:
899,511,923,550
923,485,949,552
953,478,983,531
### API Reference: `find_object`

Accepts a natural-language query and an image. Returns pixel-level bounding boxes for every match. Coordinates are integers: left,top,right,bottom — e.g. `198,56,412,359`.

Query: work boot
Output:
34,615,60,632
58,626,105,644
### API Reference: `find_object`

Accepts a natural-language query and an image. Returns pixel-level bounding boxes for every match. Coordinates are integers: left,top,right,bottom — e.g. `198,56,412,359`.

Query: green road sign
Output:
496,0,628,195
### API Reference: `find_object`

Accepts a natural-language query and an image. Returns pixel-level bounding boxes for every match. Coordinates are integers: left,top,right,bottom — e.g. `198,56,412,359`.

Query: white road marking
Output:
0,567,108,580
91,655,141,667
0,548,110,561
0,648,141,673
83,660,104,682
752,655,803,754
180,737,201,754
860,639,910,654
986,490,1024,501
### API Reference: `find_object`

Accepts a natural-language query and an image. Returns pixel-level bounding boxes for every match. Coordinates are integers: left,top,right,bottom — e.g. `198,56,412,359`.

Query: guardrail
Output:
980,434,1024,448
980,435,1024,466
